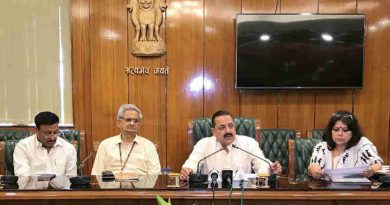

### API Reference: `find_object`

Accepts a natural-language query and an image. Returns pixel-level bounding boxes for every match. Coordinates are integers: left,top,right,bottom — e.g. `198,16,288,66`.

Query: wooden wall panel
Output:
128,57,167,168
90,0,128,143
242,0,279,13
277,0,317,136
240,0,279,129
65,0,390,172
71,0,92,173
166,0,204,172
354,0,390,162
314,0,356,130
127,0,167,169
203,0,241,117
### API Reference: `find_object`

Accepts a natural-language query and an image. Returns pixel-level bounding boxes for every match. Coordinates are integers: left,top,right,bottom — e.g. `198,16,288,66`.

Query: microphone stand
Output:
70,152,94,186
189,148,223,184
232,144,277,186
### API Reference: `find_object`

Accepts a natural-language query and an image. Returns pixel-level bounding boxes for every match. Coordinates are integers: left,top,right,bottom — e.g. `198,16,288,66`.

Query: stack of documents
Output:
324,166,370,183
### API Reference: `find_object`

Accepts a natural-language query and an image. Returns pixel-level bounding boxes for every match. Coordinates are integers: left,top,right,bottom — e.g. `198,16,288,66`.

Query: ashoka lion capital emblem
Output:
127,0,167,56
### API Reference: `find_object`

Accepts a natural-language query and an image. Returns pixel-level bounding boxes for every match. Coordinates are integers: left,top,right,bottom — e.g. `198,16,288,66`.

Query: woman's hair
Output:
322,110,364,150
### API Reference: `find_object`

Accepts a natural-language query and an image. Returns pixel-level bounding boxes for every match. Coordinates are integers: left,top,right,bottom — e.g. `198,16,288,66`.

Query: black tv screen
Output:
236,14,365,89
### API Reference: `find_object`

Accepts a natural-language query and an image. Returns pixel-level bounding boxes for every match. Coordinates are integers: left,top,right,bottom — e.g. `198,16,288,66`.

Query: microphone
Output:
209,169,219,188
0,160,18,185
231,144,273,172
78,152,95,175
232,144,277,186
70,152,95,186
189,148,223,183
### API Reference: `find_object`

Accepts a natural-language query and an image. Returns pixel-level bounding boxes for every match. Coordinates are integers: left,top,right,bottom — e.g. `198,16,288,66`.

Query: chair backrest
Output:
58,129,86,174
260,128,296,174
0,130,31,141
288,138,322,182
188,117,260,151
311,129,324,139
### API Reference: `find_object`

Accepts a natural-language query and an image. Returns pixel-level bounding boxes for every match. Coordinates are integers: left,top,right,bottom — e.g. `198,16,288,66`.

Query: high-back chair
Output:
188,117,260,151
288,138,322,182
0,130,31,141
260,128,296,174
58,130,86,174
311,129,324,139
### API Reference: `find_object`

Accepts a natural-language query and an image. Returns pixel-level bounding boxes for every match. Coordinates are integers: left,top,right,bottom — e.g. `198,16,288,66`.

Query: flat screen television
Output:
235,14,365,89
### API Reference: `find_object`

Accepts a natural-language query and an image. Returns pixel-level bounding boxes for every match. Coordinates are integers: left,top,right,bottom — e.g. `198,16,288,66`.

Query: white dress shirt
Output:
13,134,77,176
182,135,272,175
311,136,383,170
91,135,161,175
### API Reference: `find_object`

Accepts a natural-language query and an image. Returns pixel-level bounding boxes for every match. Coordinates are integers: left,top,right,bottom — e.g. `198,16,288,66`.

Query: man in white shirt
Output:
180,110,282,180
13,112,77,176
91,104,161,175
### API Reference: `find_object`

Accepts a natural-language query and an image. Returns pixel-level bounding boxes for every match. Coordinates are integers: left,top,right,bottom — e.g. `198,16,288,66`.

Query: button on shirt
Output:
91,135,161,175
13,134,77,176
182,135,272,175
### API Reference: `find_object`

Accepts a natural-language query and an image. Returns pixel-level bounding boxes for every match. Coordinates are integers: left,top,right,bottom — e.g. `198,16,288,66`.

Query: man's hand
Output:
180,167,193,181
271,161,282,174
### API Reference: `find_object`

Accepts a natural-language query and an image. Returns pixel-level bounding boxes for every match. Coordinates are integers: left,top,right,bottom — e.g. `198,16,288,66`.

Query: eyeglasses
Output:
332,113,353,121
119,117,139,123
40,131,61,138
217,123,235,131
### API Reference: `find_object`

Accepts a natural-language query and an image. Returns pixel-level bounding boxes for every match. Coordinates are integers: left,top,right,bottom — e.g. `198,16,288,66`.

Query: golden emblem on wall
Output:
127,0,167,56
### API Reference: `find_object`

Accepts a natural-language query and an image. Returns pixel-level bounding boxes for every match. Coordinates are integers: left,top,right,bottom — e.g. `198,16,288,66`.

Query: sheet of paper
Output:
324,166,370,183
324,166,368,175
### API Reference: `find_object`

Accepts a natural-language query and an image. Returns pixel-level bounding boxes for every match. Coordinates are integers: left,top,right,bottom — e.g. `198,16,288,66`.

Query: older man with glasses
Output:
13,112,77,176
91,104,161,175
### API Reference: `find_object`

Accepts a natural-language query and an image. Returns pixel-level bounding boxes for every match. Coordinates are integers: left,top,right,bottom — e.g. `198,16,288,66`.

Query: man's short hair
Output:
117,104,143,121
211,110,234,128
34,112,59,129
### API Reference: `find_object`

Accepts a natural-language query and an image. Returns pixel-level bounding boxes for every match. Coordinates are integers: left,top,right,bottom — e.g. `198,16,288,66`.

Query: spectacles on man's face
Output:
216,123,235,131
119,117,140,123
332,113,353,121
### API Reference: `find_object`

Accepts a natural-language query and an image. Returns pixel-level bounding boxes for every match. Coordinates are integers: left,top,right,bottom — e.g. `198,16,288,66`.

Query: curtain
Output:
0,0,73,125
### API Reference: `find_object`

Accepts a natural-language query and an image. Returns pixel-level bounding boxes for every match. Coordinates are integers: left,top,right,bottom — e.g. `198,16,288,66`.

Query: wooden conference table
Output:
1,175,390,205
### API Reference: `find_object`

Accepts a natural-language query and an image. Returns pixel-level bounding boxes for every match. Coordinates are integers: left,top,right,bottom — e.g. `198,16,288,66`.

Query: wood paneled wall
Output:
71,0,390,173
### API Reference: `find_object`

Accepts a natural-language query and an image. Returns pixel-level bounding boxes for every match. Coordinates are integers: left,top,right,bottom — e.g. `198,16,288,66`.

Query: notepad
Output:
37,174,56,181
114,172,139,182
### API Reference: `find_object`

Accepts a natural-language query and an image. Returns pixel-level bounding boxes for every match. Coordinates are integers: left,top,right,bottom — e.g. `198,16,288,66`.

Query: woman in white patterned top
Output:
308,110,383,179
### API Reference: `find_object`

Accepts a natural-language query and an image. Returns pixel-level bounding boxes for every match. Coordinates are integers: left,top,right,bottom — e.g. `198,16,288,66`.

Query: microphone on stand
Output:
232,144,277,185
70,152,95,186
189,148,223,184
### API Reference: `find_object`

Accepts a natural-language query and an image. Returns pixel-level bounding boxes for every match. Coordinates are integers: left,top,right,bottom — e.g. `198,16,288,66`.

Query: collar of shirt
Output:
34,134,63,149
214,136,238,153
112,135,140,145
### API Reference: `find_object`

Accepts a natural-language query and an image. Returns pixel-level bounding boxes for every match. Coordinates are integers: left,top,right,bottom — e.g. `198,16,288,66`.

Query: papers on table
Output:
324,166,370,183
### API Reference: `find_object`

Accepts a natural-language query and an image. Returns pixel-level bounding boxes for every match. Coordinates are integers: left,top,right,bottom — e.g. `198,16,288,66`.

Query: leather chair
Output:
188,117,260,151
311,129,324,139
288,138,322,182
58,130,86,174
260,129,296,174
0,130,31,141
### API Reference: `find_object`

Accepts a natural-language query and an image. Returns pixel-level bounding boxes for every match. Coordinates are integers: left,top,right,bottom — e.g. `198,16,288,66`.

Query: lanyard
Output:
119,142,136,171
